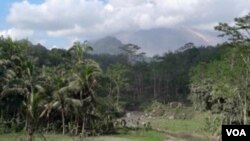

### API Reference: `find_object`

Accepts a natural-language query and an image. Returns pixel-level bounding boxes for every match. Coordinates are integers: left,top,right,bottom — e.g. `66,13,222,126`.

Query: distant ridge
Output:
90,36,123,55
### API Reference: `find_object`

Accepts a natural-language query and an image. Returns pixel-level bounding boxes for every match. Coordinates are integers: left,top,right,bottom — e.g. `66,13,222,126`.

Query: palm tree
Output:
39,66,70,135
68,41,93,64
68,41,101,135
1,55,48,141
66,59,101,135
25,85,47,141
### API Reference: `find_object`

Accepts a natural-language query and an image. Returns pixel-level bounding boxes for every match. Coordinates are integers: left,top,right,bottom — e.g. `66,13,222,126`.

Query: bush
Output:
0,122,12,134
204,116,221,135
144,100,166,115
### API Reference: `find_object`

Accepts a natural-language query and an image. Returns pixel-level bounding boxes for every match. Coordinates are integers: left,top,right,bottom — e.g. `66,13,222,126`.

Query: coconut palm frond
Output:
35,84,45,94
39,107,48,118
58,87,69,95
82,96,92,102
65,98,82,107
5,69,16,79
40,101,59,118
52,101,60,108
0,59,11,66
1,87,25,98
32,93,45,108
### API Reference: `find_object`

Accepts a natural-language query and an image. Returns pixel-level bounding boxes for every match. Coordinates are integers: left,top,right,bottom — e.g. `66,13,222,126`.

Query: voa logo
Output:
226,129,246,136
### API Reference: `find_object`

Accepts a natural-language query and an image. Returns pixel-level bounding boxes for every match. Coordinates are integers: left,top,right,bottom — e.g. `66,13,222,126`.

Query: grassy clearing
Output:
117,129,166,141
144,111,217,141
146,109,212,133
85,136,132,141
0,107,216,141
142,102,217,140
0,133,73,141
148,114,205,133
86,131,165,141
0,130,165,141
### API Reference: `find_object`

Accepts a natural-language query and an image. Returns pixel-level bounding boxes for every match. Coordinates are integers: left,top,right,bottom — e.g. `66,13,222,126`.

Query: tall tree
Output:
106,63,128,106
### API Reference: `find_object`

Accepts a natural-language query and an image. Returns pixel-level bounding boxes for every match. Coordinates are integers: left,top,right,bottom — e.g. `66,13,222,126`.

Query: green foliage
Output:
106,63,129,106
204,116,221,135
0,37,115,140
144,100,166,113
191,13,250,125
215,13,250,42
190,44,250,124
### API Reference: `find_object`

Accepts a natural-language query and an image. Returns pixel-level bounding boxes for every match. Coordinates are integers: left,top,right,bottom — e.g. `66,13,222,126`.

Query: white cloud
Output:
192,22,218,31
7,0,105,31
0,28,34,39
6,0,214,38
4,0,250,44
104,4,114,12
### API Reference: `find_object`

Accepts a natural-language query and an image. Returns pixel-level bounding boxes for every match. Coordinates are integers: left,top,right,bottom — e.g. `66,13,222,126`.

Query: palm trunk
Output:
27,121,34,141
24,114,28,131
46,118,50,133
0,110,4,122
75,119,79,135
81,118,85,135
61,106,65,135
27,132,33,141
16,111,20,125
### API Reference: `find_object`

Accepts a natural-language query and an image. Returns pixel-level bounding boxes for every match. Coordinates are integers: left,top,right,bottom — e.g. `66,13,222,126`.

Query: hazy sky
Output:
0,0,249,49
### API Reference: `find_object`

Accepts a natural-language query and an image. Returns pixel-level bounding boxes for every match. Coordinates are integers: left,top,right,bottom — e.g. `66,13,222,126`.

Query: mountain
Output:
90,36,124,55
115,27,223,56
90,27,223,56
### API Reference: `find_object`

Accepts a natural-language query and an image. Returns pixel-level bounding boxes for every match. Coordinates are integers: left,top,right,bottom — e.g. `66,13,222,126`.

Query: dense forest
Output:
0,13,249,141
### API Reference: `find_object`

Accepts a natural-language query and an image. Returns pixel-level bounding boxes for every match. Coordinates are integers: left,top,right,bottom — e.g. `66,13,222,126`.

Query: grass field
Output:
0,125,214,141
0,134,73,141
0,130,166,141
0,108,217,141
147,112,210,133
116,130,166,141
142,111,217,141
